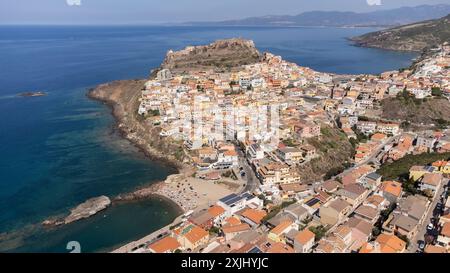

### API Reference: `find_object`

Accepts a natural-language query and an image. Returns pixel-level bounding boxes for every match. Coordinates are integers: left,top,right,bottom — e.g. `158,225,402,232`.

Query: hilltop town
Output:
101,39,450,254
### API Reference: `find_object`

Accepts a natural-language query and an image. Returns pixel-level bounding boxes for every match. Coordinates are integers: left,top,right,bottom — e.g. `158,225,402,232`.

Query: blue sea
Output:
0,25,417,252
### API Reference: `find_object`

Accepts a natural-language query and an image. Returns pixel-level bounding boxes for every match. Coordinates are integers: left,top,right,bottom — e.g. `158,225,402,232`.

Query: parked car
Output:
418,240,426,251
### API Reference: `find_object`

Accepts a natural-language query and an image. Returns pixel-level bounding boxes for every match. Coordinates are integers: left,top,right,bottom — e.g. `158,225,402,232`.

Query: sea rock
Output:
64,196,111,224
17,91,47,97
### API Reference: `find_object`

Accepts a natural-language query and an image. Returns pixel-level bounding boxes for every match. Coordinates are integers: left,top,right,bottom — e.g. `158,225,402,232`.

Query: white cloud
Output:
66,0,82,6
366,0,382,6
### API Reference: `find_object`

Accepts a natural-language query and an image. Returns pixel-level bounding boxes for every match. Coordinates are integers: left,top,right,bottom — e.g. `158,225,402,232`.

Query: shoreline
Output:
86,80,183,172
86,79,194,212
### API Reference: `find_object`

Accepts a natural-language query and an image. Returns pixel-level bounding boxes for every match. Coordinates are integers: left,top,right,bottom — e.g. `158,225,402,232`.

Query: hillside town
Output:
120,42,450,254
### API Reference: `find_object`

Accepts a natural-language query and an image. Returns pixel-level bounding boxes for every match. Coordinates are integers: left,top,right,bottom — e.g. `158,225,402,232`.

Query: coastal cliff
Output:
87,80,185,169
351,14,450,52
161,38,262,73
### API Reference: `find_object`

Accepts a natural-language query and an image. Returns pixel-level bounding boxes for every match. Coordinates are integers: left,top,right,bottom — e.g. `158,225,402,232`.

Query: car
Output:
427,223,434,231
418,240,425,251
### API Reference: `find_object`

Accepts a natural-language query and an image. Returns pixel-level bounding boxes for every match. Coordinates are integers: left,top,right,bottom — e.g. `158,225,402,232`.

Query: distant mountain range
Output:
351,13,450,52
185,4,450,27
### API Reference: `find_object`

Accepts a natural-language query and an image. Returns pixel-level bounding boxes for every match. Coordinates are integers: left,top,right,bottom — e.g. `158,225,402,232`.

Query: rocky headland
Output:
351,14,450,52
160,38,262,73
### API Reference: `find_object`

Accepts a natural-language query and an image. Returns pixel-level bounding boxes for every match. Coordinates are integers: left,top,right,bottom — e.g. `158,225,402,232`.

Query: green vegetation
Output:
397,234,410,247
174,147,185,161
324,161,353,180
432,87,443,97
147,109,161,117
261,200,296,222
209,226,220,235
258,194,272,206
282,138,298,147
222,170,232,178
358,116,370,122
377,152,450,180
373,203,396,236
396,89,423,106
352,14,450,52
298,216,313,231
400,121,411,130
434,118,450,130
299,125,354,183
402,179,421,196
308,225,329,242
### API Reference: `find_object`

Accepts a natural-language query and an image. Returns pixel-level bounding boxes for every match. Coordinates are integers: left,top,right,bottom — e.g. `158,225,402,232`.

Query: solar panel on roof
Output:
225,195,245,206
306,198,320,207
220,193,238,203
242,193,253,200
248,247,262,253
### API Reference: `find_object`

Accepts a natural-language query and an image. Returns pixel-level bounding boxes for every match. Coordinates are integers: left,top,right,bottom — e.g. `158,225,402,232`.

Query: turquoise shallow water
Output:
0,25,417,252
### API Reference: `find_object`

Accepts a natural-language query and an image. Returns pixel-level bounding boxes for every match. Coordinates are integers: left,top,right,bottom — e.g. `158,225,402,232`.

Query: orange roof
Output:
224,216,241,226
147,236,180,253
266,242,295,253
359,242,374,253
424,245,447,253
184,225,209,245
442,143,450,150
241,208,267,225
222,223,251,234
375,234,406,253
371,133,387,141
270,220,293,236
432,160,448,167
380,181,402,197
224,150,238,157
441,222,450,238
208,205,225,218
295,229,315,245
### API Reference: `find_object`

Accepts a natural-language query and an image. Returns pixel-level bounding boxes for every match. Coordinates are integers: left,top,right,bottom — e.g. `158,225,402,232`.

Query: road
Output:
408,178,448,253
333,135,398,179
112,214,185,253
237,147,260,194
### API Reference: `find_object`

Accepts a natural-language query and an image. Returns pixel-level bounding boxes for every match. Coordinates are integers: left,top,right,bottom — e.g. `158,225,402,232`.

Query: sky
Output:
0,0,449,25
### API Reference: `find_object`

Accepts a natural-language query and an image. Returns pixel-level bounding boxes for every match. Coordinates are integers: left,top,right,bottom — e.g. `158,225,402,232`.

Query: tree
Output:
431,87,442,97
209,226,220,235
308,225,328,242
397,234,410,247
372,226,381,237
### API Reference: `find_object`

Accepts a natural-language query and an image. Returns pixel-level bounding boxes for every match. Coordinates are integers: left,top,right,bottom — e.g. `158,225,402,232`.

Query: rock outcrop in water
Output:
64,196,111,224
160,38,262,73
42,196,111,227
17,91,47,97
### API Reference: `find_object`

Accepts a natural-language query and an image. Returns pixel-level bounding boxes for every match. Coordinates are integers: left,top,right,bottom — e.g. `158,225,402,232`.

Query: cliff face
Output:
351,14,450,52
161,38,262,73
